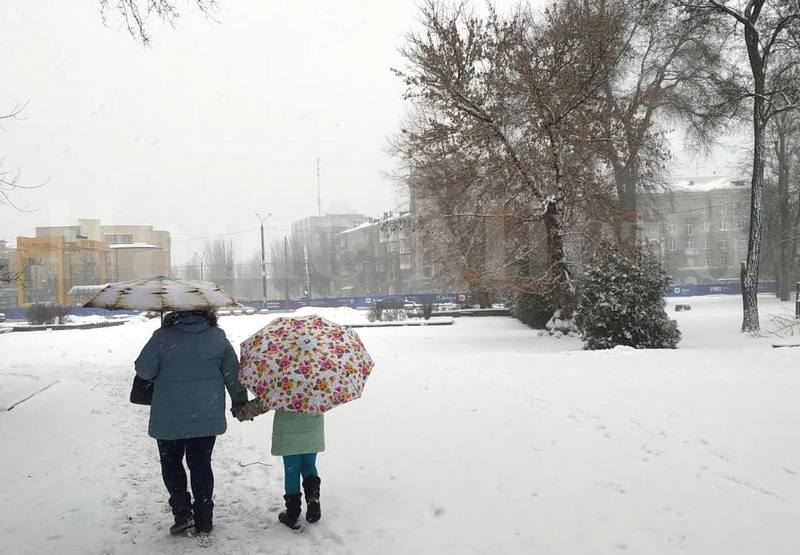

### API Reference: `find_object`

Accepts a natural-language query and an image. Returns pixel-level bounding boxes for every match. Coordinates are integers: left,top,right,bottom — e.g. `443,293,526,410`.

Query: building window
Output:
704,258,709,267
701,221,709,232
668,239,677,252
719,221,728,231
704,239,709,250
718,205,726,217
701,207,708,217
738,238,747,249
721,257,728,267
686,239,696,251
667,223,676,233
105,233,133,245
736,220,747,231
718,239,728,251
686,223,693,236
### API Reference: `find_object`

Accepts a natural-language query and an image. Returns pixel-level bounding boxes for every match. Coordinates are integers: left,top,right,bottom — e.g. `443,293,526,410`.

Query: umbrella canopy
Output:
83,275,238,312
239,315,374,415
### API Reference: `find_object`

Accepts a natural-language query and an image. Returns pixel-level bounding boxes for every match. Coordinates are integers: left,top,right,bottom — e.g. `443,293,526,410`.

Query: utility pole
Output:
194,251,207,281
316,157,322,217
284,236,290,311
255,212,273,305
303,244,312,298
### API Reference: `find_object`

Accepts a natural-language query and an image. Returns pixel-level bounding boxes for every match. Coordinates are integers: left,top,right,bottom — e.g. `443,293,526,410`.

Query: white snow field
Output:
1,296,799,554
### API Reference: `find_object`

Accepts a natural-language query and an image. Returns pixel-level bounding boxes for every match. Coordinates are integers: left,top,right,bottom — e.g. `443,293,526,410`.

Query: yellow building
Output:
16,236,110,306
16,219,171,306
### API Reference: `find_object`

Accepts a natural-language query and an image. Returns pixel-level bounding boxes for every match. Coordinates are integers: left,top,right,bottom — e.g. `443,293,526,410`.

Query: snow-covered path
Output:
1,297,799,554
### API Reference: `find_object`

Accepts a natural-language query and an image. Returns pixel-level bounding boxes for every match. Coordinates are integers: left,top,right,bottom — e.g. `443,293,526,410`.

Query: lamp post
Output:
194,251,207,281
255,212,273,305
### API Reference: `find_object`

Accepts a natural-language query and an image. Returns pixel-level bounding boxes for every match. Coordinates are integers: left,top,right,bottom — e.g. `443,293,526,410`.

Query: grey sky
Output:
0,1,746,266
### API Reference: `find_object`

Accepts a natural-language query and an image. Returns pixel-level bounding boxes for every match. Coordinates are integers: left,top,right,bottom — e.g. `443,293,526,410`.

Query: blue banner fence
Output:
0,283,780,320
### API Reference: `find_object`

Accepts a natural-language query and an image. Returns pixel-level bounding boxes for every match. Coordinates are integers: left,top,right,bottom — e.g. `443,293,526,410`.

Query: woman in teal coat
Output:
136,309,248,536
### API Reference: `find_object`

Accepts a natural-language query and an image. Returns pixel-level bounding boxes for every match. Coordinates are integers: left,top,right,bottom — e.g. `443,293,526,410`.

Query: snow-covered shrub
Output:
576,248,680,350
27,304,70,325
508,290,556,329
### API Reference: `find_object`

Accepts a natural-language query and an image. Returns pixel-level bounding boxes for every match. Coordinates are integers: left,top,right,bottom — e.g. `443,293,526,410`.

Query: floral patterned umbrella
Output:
239,315,374,415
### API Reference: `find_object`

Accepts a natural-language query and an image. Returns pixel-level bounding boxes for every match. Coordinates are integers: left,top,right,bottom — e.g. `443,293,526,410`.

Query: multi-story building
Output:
0,240,17,307
16,219,171,305
333,212,413,296
16,235,110,306
290,214,369,297
640,177,751,284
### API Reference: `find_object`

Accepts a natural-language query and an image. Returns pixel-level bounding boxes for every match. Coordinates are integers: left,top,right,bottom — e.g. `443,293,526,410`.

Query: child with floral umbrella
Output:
235,315,374,528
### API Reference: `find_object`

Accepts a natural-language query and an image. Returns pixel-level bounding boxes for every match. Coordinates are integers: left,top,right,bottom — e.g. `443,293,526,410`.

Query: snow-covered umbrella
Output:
83,275,238,312
238,315,374,416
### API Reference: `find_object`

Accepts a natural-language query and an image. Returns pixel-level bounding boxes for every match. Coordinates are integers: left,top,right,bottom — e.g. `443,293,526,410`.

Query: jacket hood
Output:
172,313,212,333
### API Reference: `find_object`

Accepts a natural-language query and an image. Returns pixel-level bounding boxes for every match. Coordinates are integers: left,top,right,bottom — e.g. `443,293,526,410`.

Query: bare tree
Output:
100,0,217,44
0,103,44,211
762,107,800,299
395,0,625,318
598,0,724,246
680,0,800,332
205,238,235,294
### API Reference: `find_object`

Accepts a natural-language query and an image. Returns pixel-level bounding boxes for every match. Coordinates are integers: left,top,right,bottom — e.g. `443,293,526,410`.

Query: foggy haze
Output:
0,1,746,266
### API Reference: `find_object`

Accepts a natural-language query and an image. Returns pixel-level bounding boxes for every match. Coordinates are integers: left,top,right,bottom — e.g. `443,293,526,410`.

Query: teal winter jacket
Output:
271,410,325,456
135,314,248,440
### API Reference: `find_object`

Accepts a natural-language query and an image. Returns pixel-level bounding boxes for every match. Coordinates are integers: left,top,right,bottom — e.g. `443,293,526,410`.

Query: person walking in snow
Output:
235,403,324,529
135,309,248,537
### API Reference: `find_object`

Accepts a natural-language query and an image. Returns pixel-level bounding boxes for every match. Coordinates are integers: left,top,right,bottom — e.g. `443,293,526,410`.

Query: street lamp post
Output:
256,212,273,305
194,251,207,281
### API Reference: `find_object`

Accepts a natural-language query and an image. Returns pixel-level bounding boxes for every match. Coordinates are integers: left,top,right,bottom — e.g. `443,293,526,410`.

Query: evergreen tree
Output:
576,247,680,349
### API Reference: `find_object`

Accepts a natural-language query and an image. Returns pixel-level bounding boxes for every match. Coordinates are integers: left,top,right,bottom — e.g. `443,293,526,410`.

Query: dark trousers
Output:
156,436,216,530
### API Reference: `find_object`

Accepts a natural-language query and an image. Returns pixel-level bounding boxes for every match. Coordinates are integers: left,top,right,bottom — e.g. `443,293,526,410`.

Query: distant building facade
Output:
0,240,17,307
640,177,752,285
332,212,414,296
15,219,171,305
289,214,369,298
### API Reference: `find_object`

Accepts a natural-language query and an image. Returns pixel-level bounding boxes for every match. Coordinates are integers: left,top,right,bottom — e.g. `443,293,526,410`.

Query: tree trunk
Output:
778,125,792,301
742,113,765,332
614,164,639,249
741,23,766,333
542,198,574,318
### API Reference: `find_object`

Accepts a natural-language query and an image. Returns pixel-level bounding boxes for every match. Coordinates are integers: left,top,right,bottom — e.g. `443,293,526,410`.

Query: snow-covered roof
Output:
341,221,378,235
68,284,109,295
108,243,161,249
671,176,746,192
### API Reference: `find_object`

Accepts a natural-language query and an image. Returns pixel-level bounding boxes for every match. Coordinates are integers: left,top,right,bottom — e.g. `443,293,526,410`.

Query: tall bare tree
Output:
680,0,800,331
205,238,235,293
395,0,624,317
598,0,724,245
763,107,800,299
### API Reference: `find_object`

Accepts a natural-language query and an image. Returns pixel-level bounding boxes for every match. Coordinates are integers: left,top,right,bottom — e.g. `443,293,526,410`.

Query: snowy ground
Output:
1,296,799,554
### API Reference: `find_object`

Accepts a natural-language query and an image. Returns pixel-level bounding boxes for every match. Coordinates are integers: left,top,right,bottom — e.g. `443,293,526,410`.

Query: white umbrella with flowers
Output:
238,314,374,417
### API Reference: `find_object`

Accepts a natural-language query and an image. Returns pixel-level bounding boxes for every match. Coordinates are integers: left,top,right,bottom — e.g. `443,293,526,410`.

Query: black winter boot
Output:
193,500,214,534
168,492,194,535
278,494,302,529
303,476,321,523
